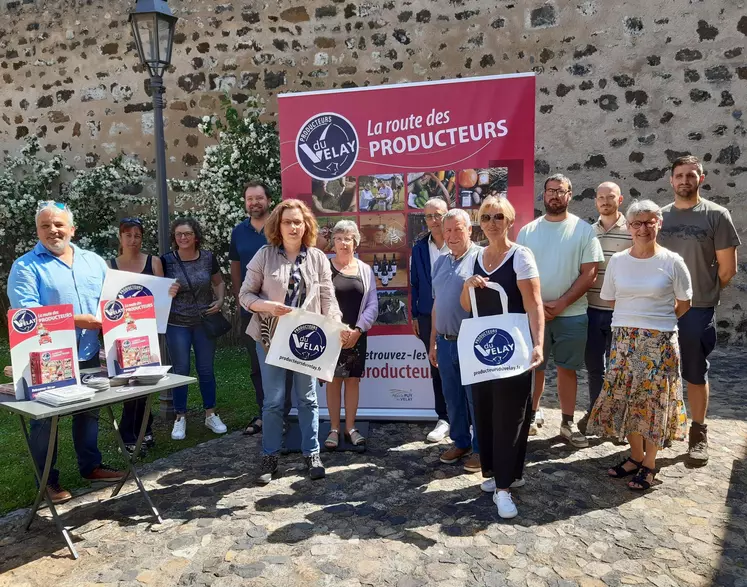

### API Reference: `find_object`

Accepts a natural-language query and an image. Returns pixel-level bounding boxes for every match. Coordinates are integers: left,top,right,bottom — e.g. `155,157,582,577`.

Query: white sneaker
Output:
426,419,450,443
528,421,538,436
560,421,589,448
534,408,545,427
205,413,227,434
493,490,518,519
171,417,186,440
481,477,525,493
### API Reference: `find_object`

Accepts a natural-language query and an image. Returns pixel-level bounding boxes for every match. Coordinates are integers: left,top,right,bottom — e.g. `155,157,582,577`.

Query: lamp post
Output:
129,0,178,256
129,0,178,418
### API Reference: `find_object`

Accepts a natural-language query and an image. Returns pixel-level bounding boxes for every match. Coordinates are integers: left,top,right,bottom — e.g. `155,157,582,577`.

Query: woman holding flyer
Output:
459,196,544,519
239,199,343,485
110,217,177,453
161,218,228,441
324,220,378,449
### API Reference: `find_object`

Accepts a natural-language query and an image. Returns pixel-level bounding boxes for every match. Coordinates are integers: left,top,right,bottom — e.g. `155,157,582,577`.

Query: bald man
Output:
578,182,632,435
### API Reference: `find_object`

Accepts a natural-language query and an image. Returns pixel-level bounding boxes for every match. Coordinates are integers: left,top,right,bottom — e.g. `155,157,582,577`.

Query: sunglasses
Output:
36,200,69,212
120,217,143,227
480,213,507,223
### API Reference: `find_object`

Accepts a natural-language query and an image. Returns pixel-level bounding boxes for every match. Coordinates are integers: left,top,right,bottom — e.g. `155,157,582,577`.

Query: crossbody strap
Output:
174,251,202,313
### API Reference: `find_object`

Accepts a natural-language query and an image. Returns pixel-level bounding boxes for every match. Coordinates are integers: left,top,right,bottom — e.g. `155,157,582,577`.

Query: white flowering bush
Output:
0,137,154,322
169,95,281,279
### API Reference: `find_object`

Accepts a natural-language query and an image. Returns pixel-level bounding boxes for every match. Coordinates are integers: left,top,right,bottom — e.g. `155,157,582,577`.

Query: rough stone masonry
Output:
0,0,746,341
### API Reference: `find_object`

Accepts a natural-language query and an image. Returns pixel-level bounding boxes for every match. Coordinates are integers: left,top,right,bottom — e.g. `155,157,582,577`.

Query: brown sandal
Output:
324,429,339,449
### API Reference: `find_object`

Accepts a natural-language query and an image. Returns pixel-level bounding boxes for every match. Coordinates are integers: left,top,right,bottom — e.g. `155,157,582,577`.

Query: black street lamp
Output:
129,0,178,255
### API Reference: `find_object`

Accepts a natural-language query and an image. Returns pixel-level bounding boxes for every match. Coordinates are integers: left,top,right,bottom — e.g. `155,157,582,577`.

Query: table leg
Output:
17,415,79,559
105,403,163,524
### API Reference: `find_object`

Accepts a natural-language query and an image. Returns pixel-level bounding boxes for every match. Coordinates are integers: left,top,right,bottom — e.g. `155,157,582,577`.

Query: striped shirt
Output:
588,214,632,310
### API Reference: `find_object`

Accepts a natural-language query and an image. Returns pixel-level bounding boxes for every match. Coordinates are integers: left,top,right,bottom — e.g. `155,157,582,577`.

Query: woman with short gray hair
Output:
324,220,378,448
588,199,692,491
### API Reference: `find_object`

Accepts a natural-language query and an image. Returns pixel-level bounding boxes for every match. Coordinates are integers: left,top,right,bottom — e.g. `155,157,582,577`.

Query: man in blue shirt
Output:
8,202,124,504
229,181,291,436
410,198,450,442
429,209,482,473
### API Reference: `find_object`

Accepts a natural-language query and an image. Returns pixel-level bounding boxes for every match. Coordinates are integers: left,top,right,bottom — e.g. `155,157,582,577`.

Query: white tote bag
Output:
264,287,346,382
457,282,533,385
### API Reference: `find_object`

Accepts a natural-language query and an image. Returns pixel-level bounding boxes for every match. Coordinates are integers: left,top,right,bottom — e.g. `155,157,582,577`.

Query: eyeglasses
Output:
120,217,143,227
544,188,569,196
37,200,69,212
175,231,195,239
480,213,506,223
630,220,659,230
333,236,355,244
424,213,445,221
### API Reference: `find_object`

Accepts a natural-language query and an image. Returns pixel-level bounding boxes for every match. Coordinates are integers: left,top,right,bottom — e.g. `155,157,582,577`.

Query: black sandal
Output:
628,466,657,491
243,417,262,436
607,457,642,478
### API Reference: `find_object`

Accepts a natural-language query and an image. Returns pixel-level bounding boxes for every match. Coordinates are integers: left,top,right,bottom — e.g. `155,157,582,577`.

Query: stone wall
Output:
1,0,746,342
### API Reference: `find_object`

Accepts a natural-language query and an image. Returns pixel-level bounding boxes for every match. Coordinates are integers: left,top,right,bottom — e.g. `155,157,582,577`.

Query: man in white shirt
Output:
410,199,450,442
517,174,604,448
359,182,375,212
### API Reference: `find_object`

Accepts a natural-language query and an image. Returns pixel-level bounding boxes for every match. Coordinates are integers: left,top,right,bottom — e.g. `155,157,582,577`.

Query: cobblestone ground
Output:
1,348,745,587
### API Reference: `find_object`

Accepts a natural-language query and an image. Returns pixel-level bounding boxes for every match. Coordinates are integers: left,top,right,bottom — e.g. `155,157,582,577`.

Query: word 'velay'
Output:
291,333,325,353
474,342,514,358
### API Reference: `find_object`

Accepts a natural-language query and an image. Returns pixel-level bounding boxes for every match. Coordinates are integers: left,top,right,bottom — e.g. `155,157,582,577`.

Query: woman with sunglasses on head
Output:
110,217,177,453
587,200,691,492
459,196,544,519
161,217,228,441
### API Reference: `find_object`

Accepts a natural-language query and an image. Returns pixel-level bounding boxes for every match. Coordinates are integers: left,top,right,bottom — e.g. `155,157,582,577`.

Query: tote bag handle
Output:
468,281,510,318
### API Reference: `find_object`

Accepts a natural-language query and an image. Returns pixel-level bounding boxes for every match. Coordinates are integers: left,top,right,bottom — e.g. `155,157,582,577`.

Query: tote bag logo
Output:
118,284,153,298
104,300,125,321
473,328,515,366
289,324,327,361
11,309,37,333
296,112,359,180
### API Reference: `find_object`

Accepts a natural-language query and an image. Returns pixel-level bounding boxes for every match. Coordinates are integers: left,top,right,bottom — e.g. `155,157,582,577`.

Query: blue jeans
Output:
585,308,613,410
166,324,217,414
29,357,102,484
436,336,479,453
256,344,320,456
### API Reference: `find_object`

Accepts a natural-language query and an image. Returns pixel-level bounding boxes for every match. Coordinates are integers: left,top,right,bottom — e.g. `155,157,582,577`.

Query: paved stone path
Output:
1,348,745,587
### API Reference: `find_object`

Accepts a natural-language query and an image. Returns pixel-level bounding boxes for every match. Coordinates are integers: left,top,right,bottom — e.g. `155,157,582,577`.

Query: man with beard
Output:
658,155,740,466
578,182,632,435
8,202,125,504
517,174,604,448
230,180,291,436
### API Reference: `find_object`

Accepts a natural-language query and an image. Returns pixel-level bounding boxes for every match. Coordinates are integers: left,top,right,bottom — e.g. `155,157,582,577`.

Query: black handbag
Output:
174,251,232,339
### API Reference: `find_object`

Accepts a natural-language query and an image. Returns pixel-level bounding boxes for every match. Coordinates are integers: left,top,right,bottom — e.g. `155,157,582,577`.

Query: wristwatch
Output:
355,326,364,334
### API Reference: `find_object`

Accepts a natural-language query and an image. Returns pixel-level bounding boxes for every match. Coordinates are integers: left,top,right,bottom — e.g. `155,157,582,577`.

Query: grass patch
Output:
0,340,257,515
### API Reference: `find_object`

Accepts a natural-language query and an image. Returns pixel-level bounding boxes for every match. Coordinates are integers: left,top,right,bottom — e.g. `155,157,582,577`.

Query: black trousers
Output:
472,370,533,488
242,313,292,419
417,315,448,421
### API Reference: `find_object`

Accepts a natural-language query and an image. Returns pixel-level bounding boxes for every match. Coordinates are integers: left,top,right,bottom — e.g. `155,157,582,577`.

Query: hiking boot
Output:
84,465,125,483
304,453,326,480
257,454,279,485
439,445,472,464
46,482,72,504
688,422,709,466
577,412,590,436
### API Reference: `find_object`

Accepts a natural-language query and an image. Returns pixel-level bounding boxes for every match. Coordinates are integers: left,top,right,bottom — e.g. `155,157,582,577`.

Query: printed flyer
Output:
98,269,176,334
101,296,161,376
278,74,536,418
7,304,81,400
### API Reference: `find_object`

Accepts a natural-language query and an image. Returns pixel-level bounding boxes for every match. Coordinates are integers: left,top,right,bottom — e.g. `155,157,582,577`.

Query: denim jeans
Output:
436,336,479,453
584,308,613,409
166,323,217,414
120,398,154,445
29,357,102,484
256,344,320,456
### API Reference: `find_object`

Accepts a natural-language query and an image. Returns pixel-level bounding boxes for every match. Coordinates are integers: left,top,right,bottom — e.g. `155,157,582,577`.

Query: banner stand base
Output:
281,420,369,454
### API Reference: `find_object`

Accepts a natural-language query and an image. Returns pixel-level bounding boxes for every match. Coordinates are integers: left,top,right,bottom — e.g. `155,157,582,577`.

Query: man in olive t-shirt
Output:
658,155,740,466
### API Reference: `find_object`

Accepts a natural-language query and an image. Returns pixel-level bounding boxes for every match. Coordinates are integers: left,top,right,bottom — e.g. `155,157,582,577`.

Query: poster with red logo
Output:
7,305,81,400
278,73,536,419
101,296,161,376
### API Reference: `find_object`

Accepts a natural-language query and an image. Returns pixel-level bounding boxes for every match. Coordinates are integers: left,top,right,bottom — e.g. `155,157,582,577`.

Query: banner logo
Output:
11,309,37,334
296,112,359,180
117,284,152,298
473,328,515,366
42,352,51,361
289,324,327,361
104,300,125,322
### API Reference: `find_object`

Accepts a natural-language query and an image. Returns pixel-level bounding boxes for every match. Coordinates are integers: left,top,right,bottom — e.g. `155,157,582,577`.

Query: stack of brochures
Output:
35,385,95,407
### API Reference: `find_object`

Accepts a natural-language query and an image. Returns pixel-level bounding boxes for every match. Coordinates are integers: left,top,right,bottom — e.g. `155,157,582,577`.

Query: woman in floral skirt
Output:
588,200,692,491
